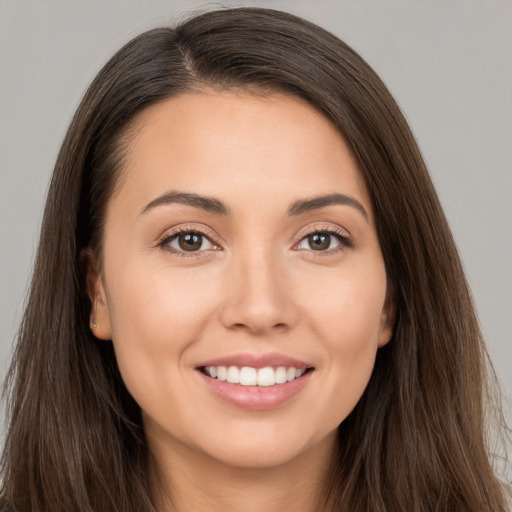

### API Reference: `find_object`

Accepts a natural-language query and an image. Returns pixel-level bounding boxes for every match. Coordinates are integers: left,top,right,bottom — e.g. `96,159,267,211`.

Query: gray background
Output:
1,0,511,441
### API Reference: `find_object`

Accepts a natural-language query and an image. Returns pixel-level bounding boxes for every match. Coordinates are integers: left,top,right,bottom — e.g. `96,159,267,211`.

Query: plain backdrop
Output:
1,0,511,437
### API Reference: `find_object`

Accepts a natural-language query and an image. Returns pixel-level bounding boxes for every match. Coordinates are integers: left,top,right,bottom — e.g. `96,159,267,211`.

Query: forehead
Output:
113,90,372,219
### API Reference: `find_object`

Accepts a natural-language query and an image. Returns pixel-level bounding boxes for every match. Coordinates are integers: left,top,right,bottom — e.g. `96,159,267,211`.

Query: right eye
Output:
159,229,219,256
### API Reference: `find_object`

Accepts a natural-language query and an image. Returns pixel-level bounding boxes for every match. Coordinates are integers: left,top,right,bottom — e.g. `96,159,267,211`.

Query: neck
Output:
148,430,339,512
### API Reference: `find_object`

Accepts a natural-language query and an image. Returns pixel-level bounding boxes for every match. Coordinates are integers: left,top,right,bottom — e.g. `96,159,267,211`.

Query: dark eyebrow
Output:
139,191,232,216
139,190,367,220
287,193,368,220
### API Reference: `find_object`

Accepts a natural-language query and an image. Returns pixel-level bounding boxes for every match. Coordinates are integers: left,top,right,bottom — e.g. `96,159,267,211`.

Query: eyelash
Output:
296,227,353,257
157,225,353,258
157,226,218,259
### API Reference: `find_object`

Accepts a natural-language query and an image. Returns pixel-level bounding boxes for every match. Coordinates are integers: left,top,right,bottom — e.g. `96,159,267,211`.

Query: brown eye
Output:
307,233,331,251
177,232,203,251
163,231,217,253
296,230,349,253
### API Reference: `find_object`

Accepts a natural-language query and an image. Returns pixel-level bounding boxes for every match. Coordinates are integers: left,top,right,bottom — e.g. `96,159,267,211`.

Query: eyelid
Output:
156,224,222,257
156,222,353,258
292,223,353,253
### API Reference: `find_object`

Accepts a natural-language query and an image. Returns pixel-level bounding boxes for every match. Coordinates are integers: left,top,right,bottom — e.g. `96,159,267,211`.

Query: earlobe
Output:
378,287,396,348
90,291,113,341
80,248,112,340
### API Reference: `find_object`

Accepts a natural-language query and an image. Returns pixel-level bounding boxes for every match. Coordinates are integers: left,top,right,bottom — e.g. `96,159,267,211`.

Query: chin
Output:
204,442,308,469
195,426,334,470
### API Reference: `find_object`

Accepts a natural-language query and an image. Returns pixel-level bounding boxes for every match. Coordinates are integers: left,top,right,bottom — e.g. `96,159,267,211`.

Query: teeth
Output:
257,367,275,386
217,366,227,381
203,365,307,386
240,367,257,385
275,366,287,384
227,366,240,384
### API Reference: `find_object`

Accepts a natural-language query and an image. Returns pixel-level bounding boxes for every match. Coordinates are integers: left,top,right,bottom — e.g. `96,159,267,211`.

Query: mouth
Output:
195,354,315,410
198,365,314,387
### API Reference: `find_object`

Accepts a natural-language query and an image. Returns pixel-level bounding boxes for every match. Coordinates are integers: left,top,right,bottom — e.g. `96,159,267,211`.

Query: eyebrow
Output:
287,193,368,220
140,191,231,216
139,190,368,220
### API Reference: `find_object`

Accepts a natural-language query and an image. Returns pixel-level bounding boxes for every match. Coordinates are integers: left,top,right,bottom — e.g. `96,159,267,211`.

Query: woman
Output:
1,7,509,512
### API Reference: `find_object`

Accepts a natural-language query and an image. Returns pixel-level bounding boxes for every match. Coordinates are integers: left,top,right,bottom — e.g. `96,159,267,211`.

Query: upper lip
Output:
196,352,312,370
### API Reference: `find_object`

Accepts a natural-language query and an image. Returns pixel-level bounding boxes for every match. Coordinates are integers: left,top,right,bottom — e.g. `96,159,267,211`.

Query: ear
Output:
80,248,112,340
378,284,396,348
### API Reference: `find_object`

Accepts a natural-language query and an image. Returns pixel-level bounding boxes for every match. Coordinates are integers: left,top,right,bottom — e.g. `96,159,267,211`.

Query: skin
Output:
86,90,394,512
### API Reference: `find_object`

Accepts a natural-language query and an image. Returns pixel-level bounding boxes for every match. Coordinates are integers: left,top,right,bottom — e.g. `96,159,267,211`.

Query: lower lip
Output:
197,370,313,410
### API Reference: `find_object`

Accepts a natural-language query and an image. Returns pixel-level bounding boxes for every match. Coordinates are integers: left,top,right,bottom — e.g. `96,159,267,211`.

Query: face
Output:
88,91,394,470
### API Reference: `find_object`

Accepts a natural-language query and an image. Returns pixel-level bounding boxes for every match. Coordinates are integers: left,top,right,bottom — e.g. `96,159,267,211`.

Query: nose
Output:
219,246,298,336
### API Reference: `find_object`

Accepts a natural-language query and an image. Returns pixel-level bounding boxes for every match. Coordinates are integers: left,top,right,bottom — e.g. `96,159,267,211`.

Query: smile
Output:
200,365,308,386
196,354,315,410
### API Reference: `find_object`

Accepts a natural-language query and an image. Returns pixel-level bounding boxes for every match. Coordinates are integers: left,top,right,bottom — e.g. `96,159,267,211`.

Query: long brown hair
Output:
1,7,509,512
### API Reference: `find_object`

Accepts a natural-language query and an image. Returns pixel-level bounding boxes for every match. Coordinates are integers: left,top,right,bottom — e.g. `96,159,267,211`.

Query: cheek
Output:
303,261,387,349
108,259,218,337
297,261,387,415
104,260,220,397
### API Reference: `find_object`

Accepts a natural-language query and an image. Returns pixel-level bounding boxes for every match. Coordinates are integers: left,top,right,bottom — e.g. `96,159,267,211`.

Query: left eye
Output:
165,231,217,252
296,231,343,251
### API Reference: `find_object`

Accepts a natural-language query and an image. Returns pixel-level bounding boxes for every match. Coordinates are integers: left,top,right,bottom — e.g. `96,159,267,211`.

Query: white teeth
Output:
203,365,308,386
275,366,287,384
240,367,257,386
226,366,240,384
257,367,275,386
